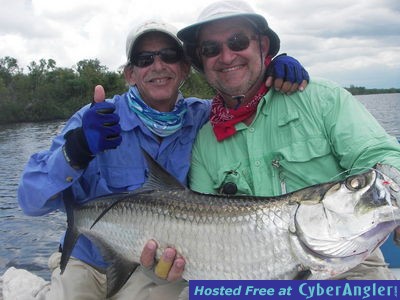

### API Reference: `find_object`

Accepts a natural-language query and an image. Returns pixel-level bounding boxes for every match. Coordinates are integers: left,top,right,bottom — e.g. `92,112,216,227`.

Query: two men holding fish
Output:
17,1,309,299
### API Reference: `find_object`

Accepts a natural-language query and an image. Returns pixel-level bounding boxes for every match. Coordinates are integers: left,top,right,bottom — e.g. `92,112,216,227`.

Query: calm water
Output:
0,121,66,280
0,93,399,280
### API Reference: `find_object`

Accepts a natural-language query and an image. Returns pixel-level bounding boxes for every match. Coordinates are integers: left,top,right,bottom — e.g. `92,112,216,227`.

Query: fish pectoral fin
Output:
84,232,139,297
106,260,140,298
60,227,80,275
90,194,130,229
141,149,186,190
61,187,81,274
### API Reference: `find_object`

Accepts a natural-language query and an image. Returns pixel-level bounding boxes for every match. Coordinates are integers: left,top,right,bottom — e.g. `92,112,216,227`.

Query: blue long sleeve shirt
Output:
18,92,211,268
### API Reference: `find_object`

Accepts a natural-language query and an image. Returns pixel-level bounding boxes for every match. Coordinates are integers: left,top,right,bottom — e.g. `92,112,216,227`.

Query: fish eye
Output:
345,175,366,190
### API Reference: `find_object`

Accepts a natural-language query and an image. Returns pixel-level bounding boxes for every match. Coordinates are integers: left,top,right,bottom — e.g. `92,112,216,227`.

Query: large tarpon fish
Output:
61,154,400,297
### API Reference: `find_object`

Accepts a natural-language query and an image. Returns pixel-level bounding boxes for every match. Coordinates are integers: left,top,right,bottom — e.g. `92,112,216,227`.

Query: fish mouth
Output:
299,238,369,260
360,221,399,249
299,220,398,262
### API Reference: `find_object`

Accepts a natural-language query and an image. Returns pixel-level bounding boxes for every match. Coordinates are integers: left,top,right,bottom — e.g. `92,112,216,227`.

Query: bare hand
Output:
265,77,308,94
265,54,309,95
140,240,185,281
93,85,106,103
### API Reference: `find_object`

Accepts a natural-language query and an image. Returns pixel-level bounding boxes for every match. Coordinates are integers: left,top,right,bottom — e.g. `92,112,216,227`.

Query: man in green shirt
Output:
178,0,400,279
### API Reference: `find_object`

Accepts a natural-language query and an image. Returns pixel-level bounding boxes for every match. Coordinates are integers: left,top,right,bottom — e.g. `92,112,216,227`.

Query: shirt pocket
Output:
274,137,333,190
279,137,331,162
214,162,253,195
277,110,300,127
101,165,145,191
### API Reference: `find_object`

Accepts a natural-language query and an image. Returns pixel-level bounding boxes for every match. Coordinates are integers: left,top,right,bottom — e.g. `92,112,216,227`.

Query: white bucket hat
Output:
126,20,183,64
177,0,280,71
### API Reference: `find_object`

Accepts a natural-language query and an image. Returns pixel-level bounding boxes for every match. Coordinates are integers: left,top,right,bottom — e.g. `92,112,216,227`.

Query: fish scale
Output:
92,194,294,279
74,189,301,279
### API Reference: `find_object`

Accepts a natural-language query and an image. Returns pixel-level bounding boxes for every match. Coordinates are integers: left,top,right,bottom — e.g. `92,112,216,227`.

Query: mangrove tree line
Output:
0,56,398,124
0,56,214,124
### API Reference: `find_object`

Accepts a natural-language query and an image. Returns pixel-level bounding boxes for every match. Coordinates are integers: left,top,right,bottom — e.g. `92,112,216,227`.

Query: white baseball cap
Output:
126,20,183,64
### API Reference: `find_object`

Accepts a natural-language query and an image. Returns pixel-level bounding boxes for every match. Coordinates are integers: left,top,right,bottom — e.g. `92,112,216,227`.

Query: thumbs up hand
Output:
83,85,122,155
93,84,106,104
63,85,122,169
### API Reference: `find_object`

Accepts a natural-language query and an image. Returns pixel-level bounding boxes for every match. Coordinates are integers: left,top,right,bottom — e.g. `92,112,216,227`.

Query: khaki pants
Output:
37,249,395,299
332,248,397,280
39,252,187,300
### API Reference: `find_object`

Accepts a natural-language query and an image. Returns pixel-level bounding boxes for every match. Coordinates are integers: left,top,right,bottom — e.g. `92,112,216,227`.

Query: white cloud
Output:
0,0,399,88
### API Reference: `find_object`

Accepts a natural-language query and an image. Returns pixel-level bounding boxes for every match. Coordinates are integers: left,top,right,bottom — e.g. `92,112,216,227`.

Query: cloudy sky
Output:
0,0,399,88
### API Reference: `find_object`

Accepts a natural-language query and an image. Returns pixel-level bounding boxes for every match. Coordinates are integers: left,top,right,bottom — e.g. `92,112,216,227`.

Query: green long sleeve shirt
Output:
189,78,400,196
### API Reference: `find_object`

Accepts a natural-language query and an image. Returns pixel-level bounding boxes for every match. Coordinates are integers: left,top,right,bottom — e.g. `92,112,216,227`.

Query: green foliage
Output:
0,57,126,124
181,69,215,99
0,56,398,124
345,85,400,95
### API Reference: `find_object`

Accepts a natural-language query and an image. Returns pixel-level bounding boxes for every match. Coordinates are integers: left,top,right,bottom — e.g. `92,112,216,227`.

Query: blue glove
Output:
268,53,310,84
82,101,122,155
63,101,121,169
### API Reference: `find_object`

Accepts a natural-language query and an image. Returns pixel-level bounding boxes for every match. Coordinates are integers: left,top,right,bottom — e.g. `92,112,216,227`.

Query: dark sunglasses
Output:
199,32,257,58
131,48,183,68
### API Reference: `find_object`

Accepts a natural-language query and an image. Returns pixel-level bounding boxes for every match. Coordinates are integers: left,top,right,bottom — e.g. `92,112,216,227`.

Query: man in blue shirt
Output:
18,19,308,299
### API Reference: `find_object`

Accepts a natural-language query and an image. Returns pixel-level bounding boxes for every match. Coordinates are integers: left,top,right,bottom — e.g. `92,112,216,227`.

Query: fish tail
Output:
60,187,81,274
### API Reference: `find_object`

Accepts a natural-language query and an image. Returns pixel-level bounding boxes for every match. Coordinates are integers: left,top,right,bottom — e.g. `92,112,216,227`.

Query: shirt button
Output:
249,127,255,132
255,160,261,167
66,176,73,182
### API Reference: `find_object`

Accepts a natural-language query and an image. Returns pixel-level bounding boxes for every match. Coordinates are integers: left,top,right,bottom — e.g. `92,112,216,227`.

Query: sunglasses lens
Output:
132,53,154,68
159,48,181,64
228,33,250,51
132,48,181,67
200,41,221,58
199,33,252,58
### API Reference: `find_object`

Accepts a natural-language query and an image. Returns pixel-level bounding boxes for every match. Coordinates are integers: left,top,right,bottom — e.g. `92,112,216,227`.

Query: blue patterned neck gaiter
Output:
127,86,187,137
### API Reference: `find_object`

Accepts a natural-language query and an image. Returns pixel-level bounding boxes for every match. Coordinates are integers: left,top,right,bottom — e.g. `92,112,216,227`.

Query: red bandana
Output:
210,56,271,142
